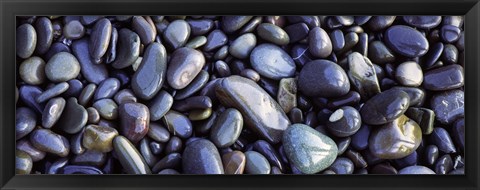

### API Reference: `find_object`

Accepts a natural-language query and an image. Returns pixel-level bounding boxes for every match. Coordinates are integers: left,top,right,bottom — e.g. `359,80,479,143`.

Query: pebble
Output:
111,29,141,69
204,29,227,52
45,52,81,82
148,90,173,121
244,151,271,174
329,157,354,174
284,23,309,43
210,108,243,148
34,17,53,55
326,106,362,137
36,82,69,103
147,123,170,143
16,23,37,59
42,97,66,128
163,20,190,49
366,16,396,31
151,153,181,173
57,97,88,134
283,124,338,174
298,59,350,97
163,110,193,139
30,128,70,157
440,25,461,43
167,47,205,89
19,85,45,114
229,33,256,59
92,99,118,120
430,90,464,124
215,76,290,144
257,23,289,45
71,150,107,167
19,57,46,85
16,150,33,174
78,84,96,106
403,16,442,29
435,154,453,174
309,27,332,58
131,43,167,100
187,19,214,36
395,61,423,87
277,78,297,113
113,136,152,174
132,16,156,45
405,107,435,135
360,88,410,125
165,136,183,154
16,139,46,162
16,107,37,140
384,25,429,57
369,115,422,159
347,52,381,99
94,78,121,101
59,165,103,174
425,145,439,165
71,38,109,84
118,102,150,143
64,20,85,39
250,43,296,80
175,70,209,100
424,64,464,91
89,18,112,63
252,140,286,172
368,41,395,64
221,16,253,33
185,36,207,49
430,127,457,154
222,151,246,174
182,139,224,174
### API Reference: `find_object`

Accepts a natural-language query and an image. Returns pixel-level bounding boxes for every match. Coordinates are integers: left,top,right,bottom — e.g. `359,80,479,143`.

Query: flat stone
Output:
163,20,190,49
229,33,256,59
347,52,381,99
163,110,193,139
257,23,290,45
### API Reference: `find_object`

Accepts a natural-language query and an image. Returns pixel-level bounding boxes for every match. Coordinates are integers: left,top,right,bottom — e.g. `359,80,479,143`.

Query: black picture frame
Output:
1,0,479,189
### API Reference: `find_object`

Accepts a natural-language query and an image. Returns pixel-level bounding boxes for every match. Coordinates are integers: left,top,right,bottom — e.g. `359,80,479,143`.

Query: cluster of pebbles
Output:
15,16,465,175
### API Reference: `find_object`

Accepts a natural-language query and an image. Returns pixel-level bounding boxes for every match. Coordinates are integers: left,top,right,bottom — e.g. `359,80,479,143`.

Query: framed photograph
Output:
2,0,479,189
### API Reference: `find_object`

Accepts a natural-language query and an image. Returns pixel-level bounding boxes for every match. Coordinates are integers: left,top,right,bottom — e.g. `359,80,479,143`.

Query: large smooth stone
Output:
19,57,46,85
118,102,150,143
431,90,464,124
82,124,118,153
257,23,289,45
111,28,140,69
167,47,205,89
45,52,81,82
369,115,422,159
366,16,396,31
163,20,190,49
298,59,350,98
244,151,271,174
347,52,381,99
384,25,429,57
283,124,338,174
221,16,253,33
57,97,88,134
17,23,37,59
182,139,224,174
113,136,152,174
424,64,464,91
403,16,442,29
360,88,410,125
30,128,70,157
42,97,66,128
16,107,37,140
249,43,296,80
89,18,111,62
162,110,193,139
148,90,173,121
222,151,246,174
72,38,108,84
210,108,243,148
131,42,167,100
215,76,290,144
309,27,332,58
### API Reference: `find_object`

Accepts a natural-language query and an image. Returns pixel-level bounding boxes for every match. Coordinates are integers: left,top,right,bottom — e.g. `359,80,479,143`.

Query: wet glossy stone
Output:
431,90,464,124
435,154,453,174
71,149,106,167
34,17,53,55
78,84,96,106
71,38,109,84
399,165,435,174
253,140,285,172
45,52,81,82
57,97,88,134
222,16,253,33
82,124,118,153
424,64,464,91
139,138,157,167
71,128,86,155
283,124,338,174
384,25,429,57
114,89,137,105
222,151,246,174
330,29,345,52
403,16,442,29
452,119,465,152
119,102,150,143
277,78,297,113
215,76,290,144
423,42,444,70
345,150,367,169
167,47,205,89
240,69,260,82
351,124,370,151
89,18,111,62
368,41,395,64
257,23,289,45
440,25,461,43
163,110,193,139
250,43,296,80
17,139,46,162
132,16,156,45
148,90,173,121
360,88,410,125
430,127,456,154
347,52,381,99
19,85,45,114
229,33,256,59
189,108,212,121
147,123,170,143
152,153,182,173
369,115,422,159
244,151,271,174
113,136,152,174
63,79,84,98
214,60,231,77
425,145,439,166
204,29,227,52
175,70,209,100
16,107,37,140
284,23,309,43
187,19,214,36
182,139,224,174
17,23,37,59
185,36,207,49
391,87,425,107
36,82,69,103
442,44,458,65
94,78,120,101
165,136,183,154
326,106,362,137
16,150,33,174
111,29,140,69
163,20,190,49
366,16,396,31
132,43,167,100
42,97,66,128
298,59,350,98
329,157,354,174
309,27,332,58
19,57,46,85
210,108,243,148
395,61,423,87
405,107,434,135
30,128,70,157
64,20,85,39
